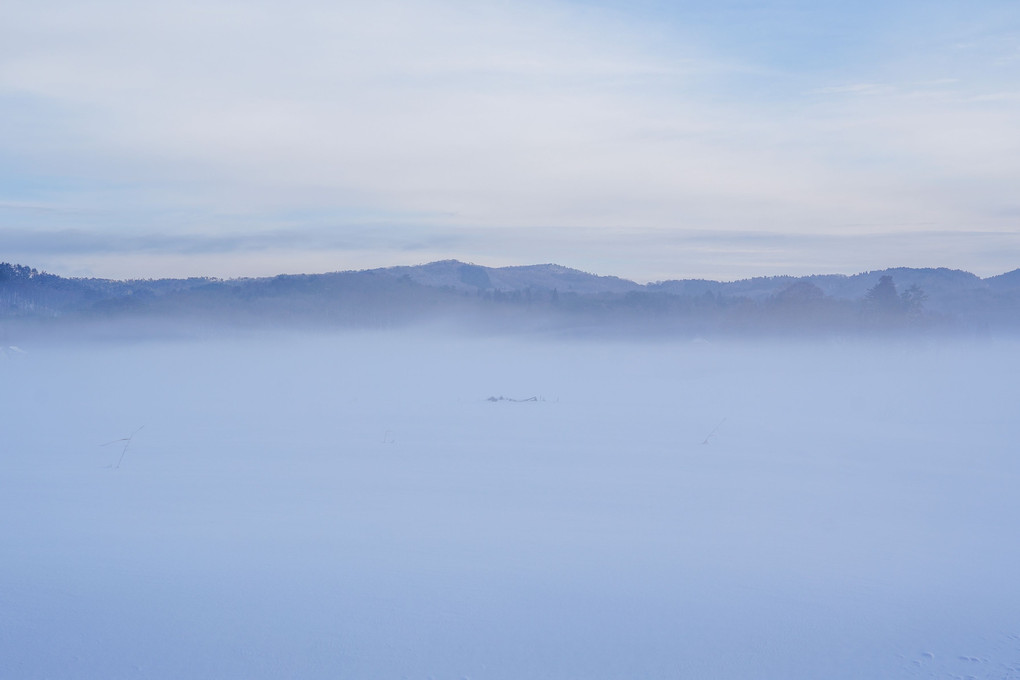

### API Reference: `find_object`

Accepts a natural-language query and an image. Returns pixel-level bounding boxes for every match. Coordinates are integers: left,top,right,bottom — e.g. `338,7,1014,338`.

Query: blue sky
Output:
2,0,1019,281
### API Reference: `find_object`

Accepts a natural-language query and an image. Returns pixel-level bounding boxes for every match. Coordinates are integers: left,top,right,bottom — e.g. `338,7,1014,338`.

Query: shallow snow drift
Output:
1,332,1018,679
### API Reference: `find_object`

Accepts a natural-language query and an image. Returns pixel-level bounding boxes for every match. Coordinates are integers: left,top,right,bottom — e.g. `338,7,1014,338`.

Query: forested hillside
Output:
2,260,1018,337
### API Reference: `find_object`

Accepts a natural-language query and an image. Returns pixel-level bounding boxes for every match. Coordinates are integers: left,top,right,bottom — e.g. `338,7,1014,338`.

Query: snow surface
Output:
1,332,1019,679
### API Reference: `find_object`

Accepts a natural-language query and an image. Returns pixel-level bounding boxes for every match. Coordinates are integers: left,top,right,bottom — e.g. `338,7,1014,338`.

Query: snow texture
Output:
1,332,1019,679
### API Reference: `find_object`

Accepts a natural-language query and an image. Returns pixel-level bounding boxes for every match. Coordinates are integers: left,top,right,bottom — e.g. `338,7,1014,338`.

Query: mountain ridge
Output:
2,259,1018,336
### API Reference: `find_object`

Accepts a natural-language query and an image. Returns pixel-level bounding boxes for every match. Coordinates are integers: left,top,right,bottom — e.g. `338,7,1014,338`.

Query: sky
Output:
1,0,1019,282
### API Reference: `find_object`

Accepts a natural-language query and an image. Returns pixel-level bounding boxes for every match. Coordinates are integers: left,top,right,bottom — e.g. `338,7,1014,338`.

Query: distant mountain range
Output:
2,259,1019,337
389,260,1020,307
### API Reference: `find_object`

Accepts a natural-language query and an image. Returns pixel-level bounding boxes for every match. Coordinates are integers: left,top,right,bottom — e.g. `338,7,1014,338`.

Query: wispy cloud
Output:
5,225,1018,283
813,83,895,95
2,0,1019,279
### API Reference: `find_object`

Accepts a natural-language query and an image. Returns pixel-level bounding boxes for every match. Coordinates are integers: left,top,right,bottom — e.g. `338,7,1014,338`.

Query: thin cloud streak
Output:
6,226,1018,282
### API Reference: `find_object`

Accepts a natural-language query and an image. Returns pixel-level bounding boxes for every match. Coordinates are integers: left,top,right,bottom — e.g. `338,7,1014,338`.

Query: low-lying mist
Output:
5,259,1020,342
2,330,1018,679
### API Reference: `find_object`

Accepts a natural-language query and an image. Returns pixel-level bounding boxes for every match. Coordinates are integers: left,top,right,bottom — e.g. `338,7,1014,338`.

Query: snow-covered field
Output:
2,332,1018,679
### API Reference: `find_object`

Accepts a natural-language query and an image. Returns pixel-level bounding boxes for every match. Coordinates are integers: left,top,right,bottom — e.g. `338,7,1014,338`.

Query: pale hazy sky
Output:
2,0,1019,281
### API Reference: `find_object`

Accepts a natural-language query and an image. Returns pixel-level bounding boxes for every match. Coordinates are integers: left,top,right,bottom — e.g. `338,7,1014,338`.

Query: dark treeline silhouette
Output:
2,260,1019,338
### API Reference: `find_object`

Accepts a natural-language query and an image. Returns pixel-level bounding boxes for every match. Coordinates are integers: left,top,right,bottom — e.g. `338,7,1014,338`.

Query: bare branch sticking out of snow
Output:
486,396,541,402
101,426,144,469
701,417,726,445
